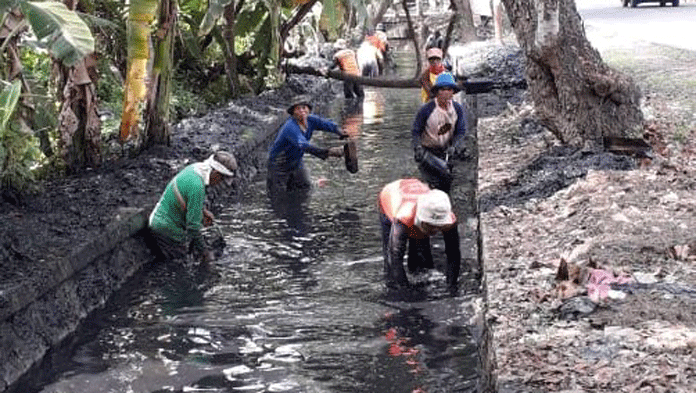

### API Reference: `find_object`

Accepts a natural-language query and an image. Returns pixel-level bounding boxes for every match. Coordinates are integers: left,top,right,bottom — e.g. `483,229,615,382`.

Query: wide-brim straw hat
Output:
287,95,313,114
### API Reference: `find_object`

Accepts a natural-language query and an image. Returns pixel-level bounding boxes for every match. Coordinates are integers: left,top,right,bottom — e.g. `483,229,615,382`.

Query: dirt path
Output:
483,28,696,393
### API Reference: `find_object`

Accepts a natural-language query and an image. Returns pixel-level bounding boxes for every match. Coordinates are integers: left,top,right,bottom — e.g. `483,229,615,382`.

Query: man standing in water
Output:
267,95,346,194
412,72,468,193
149,151,237,263
419,47,446,103
379,178,461,290
332,39,364,100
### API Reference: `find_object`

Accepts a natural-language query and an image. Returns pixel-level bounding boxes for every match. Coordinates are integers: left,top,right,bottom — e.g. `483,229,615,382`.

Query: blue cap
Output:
431,72,460,95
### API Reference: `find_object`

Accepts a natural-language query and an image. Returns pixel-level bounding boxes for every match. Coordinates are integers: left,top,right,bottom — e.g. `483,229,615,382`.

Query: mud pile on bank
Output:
0,74,337,291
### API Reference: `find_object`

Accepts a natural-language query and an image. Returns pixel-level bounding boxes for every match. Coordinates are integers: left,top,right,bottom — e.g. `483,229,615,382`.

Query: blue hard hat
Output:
431,72,460,95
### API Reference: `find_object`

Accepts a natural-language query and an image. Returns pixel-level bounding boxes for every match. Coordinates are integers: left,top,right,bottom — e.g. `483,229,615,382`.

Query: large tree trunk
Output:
501,0,642,146
450,0,476,43
144,0,177,146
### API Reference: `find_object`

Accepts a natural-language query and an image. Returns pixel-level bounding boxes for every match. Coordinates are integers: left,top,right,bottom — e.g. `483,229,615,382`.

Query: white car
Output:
623,0,679,7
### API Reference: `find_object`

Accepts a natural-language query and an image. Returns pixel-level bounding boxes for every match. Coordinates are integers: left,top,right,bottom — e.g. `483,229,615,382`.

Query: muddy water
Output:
27,53,482,393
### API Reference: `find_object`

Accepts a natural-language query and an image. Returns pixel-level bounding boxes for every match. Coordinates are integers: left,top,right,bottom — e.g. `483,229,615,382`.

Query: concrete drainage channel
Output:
0,93,495,393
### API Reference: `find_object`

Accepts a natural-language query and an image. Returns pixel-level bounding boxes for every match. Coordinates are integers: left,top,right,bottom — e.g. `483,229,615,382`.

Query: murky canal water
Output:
25,52,483,393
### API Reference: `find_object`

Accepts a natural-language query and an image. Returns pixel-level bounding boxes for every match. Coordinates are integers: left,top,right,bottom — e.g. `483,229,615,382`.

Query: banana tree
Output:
54,0,101,171
119,0,158,144
199,0,282,92
143,0,177,146
1,0,96,173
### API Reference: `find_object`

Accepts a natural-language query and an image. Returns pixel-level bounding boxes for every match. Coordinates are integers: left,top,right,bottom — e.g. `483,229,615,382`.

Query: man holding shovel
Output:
267,95,349,194
412,72,468,193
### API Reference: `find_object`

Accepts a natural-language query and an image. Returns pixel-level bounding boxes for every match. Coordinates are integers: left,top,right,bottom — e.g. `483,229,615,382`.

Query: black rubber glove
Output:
455,143,467,159
414,145,425,163
451,138,467,160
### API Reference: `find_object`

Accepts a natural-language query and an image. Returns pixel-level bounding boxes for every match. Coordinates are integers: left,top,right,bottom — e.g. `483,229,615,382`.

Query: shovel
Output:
344,140,358,173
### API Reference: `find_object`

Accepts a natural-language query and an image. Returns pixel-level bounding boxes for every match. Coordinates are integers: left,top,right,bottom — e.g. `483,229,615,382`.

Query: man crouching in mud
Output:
379,178,461,291
149,151,237,264
267,95,347,195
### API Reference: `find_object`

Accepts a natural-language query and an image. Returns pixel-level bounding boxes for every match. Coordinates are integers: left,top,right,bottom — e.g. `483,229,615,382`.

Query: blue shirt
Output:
268,115,341,170
411,100,467,150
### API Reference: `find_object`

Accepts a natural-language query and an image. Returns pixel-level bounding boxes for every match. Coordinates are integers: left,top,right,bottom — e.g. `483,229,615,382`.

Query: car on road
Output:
623,0,679,7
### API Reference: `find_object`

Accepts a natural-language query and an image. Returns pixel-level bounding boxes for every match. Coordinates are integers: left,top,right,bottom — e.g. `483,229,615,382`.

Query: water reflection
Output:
362,89,385,125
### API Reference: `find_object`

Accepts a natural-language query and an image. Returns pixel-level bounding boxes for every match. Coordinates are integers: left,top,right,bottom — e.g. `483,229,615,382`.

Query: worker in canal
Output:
331,39,364,100
267,95,347,194
148,151,238,264
412,72,468,194
379,178,461,290
419,47,447,103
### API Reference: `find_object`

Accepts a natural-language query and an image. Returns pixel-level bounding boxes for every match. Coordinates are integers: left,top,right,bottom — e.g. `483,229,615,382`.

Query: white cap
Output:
416,190,455,226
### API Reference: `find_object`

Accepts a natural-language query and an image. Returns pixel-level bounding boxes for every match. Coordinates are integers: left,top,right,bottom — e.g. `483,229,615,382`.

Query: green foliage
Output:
95,57,124,138
19,1,95,66
198,0,233,36
0,0,20,14
0,80,41,194
19,46,58,152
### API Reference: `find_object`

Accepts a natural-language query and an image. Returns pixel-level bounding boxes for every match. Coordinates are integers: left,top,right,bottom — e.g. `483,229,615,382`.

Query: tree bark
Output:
55,53,102,171
400,0,422,78
369,0,392,31
56,0,101,171
501,0,642,145
450,0,477,44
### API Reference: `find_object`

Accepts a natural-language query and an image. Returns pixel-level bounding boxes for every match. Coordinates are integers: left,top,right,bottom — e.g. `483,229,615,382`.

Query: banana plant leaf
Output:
20,1,94,67
0,80,21,135
198,0,233,36
235,1,269,38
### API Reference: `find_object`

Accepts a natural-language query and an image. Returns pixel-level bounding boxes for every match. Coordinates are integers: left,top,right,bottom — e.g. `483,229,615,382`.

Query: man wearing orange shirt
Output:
378,178,461,290
332,39,364,99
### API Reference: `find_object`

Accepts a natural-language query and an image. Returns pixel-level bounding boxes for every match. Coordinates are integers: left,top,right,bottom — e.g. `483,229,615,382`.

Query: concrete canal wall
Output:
0,109,289,393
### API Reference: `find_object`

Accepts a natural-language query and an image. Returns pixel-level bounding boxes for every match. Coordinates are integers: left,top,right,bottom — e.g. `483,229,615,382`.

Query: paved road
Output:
576,0,696,51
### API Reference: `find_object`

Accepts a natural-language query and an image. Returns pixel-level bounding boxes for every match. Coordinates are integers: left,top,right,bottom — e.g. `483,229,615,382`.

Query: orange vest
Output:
366,35,386,52
379,179,431,228
333,49,360,76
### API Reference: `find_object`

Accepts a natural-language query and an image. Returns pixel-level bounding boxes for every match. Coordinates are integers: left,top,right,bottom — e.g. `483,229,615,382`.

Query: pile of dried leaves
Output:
480,38,696,392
